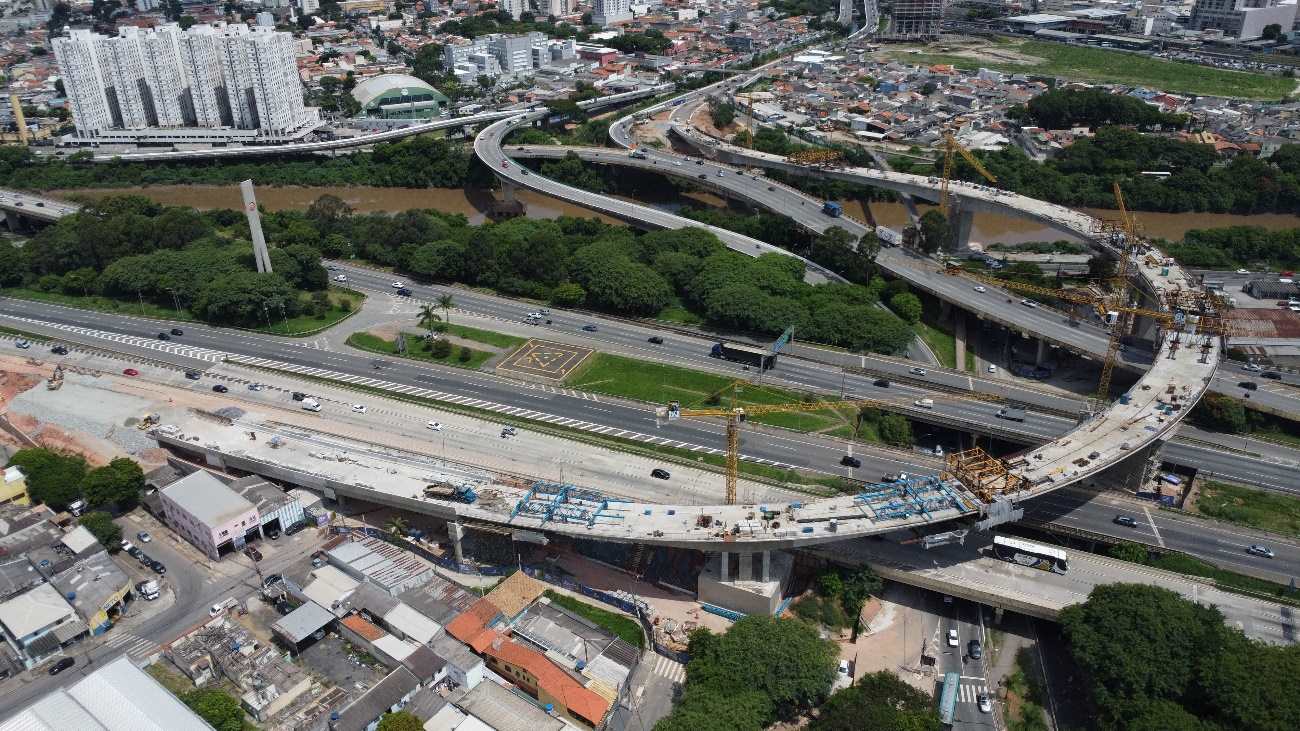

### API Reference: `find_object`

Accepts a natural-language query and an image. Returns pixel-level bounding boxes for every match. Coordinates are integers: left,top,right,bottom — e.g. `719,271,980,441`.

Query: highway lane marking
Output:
1143,506,1165,548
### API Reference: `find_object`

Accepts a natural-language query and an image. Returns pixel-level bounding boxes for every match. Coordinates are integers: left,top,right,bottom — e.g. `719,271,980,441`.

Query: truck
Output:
876,226,902,248
301,398,322,412
710,341,775,371
629,149,648,160
137,580,160,601
995,407,1026,422
822,201,842,217
424,481,478,504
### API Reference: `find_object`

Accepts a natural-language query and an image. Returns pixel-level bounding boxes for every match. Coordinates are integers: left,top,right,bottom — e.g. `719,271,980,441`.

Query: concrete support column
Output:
1035,338,1049,366
719,551,729,582
951,207,975,252
3,210,22,232
501,181,517,202
994,606,1004,623
449,521,466,564
761,550,771,582
738,552,753,582
953,309,966,372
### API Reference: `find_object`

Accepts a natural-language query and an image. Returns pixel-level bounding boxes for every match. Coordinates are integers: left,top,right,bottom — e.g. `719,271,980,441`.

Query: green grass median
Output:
346,331,494,369
1194,480,1300,538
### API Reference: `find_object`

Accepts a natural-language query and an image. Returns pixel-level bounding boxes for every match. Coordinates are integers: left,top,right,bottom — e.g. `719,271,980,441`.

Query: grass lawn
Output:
543,590,645,648
3,286,361,337
655,300,705,326
1194,480,1300,538
438,322,525,349
889,41,1294,99
346,331,494,370
913,320,957,370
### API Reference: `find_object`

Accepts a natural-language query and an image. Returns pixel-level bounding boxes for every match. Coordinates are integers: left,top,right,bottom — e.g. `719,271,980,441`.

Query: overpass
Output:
0,189,80,229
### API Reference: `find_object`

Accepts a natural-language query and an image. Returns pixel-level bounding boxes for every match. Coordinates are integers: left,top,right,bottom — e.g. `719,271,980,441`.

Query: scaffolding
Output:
943,448,1028,503
851,475,969,521
510,482,630,527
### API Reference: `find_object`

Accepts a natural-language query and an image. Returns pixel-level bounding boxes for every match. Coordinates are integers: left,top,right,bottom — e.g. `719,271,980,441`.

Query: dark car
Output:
157,332,170,341
151,561,167,575
968,639,983,660
397,288,412,296
768,186,775,191
170,328,183,336
285,520,308,536
650,468,671,480
648,336,664,344
582,324,598,332
291,391,307,401
697,174,707,179
48,657,75,675
840,455,862,468
244,546,263,562
1240,381,1258,391
266,527,281,540
262,574,283,589
696,160,705,165
873,378,890,388
1114,515,1138,527
212,384,228,393
1262,372,1282,380
127,546,143,559
51,345,69,355
185,371,201,380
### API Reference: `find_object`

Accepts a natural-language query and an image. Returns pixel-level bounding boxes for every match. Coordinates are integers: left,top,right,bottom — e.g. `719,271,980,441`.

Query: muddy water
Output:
54,184,1300,242
52,185,619,225
862,201,1300,244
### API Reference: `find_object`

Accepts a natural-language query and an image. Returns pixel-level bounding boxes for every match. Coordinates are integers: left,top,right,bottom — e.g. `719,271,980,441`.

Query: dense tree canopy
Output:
655,615,838,731
6,448,87,511
810,671,942,731
79,512,122,552
376,711,423,731
182,689,246,731
82,457,145,510
1061,583,1300,731
1014,88,1187,130
1167,225,1300,270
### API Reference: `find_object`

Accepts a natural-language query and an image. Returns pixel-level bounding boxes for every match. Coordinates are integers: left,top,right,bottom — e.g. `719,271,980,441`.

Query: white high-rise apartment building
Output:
500,0,526,19
593,0,632,26
53,22,318,143
546,0,569,17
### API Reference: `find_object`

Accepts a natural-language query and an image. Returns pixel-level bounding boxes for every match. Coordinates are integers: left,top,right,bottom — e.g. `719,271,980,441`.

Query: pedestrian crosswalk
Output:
958,682,989,704
101,632,158,659
650,654,686,683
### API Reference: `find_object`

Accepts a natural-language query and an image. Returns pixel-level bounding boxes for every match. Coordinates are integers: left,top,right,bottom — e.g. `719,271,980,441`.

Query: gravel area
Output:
7,372,160,457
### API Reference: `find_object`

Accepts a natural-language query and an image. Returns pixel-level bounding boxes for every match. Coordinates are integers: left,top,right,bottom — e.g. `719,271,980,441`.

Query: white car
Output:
352,404,368,414
1243,363,1262,372
120,540,135,553
137,531,151,543
1021,299,1039,308
334,274,348,282
391,281,404,289
914,398,934,408
208,603,228,618
1236,268,1250,274
947,628,959,647
972,285,986,293
978,693,992,713
426,421,442,431
14,339,30,349
908,367,927,376
987,364,997,373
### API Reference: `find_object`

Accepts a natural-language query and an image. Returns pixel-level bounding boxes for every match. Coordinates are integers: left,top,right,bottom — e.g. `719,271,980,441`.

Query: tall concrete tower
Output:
240,180,274,274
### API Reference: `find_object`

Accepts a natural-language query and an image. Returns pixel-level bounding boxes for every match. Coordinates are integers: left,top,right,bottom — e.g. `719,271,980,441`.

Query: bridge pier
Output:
3,209,24,233
697,549,790,616
1036,339,1049,366
951,207,975,253
448,520,466,564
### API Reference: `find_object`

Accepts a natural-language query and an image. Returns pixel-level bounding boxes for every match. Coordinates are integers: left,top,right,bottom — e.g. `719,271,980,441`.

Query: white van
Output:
138,580,160,601
301,398,321,412
914,398,934,409
68,499,85,517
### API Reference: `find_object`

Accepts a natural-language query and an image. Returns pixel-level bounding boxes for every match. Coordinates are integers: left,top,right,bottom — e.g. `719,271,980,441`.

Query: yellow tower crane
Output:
1094,181,1140,402
940,134,998,217
656,382,1001,505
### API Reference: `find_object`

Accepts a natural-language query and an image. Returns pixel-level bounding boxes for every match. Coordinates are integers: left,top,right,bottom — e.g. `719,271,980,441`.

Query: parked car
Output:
978,693,992,713
947,628,958,647
262,574,283,589
150,561,167,575
351,404,367,414
426,421,442,431
14,339,30,349
266,527,281,540
137,532,151,543
48,657,75,675
247,383,264,392
1262,372,1282,380
650,468,671,480
185,371,201,380
244,546,263,562
212,384,228,393
120,540,135,553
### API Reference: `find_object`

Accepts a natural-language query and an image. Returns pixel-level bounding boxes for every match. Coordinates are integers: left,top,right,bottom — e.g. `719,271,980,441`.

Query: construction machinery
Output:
46,365,63,391
940,134,997,217
656,381,1000,505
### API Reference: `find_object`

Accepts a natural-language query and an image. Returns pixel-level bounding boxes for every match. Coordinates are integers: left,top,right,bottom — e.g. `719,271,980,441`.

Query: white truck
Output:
137,580,160,601
301,398,321,412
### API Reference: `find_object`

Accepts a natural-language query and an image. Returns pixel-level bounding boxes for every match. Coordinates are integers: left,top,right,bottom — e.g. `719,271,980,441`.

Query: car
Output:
137,552,152,565
291,391,307,401
212,384,228,393
1262,372,1282,380
397,288,412,296
1239,381,1258,391
500,426,517,439
426,420,442,431
391,281,405,289
651,468,671,480
696,160,705,165
647,336,664,344
521,170,530,176
209,602,228,617
122,368,139,376
500,160,508,168
968,639,982,660
120,540,135,553
716,170,724,177
137,531,151,543
697,173,706,179
266,527,281,540
914,398,934,408
978,692,992,713
285,521,307,536
840,455,862,468
48,657,75,675
973,285,986,293
768,185,775,191
1237,268,1250,275
334,274,348,282
14,339,30,349
127,547,143,559
312,555,326,568
1114,515,1138,527
1247,544,1275,558
185,370,201,380
170,328,183,336
151,562,166,575
262,574,283,589
1243,363,1262,372
947,628,958,647
352,404,367,414
908,367,927,376
157,332,170,341
1021,299,1039,308
51,345,69,355
247,383,263,392
873,378,890,388
582,324,598,332
987,364,997,373
244,546,263,562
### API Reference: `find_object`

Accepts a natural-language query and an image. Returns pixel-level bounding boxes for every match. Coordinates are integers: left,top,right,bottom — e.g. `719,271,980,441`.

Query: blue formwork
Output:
853,474,964,522
512,482,631,526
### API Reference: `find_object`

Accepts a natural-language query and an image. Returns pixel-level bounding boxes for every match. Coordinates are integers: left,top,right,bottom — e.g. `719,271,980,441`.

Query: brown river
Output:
54,185,1300,242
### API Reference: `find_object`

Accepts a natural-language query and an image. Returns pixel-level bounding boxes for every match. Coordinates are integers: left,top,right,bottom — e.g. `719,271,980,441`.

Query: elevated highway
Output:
0,189,79,227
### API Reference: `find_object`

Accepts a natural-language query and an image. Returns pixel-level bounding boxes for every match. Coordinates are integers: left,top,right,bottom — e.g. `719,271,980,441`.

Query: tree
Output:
710,100,736,128
1088,255,1116,279
385,515,408,536
182,689,246,731
809,671,942,731
377,711,424,731
418,303,441,336
817,571,843,598
1191,393,1248,434
840,566,883,641
429,338,453,359
7,448,86,511
918,210,951,254
1108,542,1149,564
876,413,912,447
1262,23,1283,41
82,457,145,510
550,282,586,307
79,512,122,552
888,292,922,323
437,294,455,327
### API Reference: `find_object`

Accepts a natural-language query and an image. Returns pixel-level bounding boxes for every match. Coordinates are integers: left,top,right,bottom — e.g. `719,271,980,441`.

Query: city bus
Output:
939,671,960,726
993,535,1069,574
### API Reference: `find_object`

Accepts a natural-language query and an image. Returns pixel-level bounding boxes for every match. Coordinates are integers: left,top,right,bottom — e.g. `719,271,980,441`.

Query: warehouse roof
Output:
351,73,445,108
271,600,334,644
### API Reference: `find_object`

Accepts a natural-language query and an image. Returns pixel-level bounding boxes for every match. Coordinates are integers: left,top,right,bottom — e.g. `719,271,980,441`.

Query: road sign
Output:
771,326,794,355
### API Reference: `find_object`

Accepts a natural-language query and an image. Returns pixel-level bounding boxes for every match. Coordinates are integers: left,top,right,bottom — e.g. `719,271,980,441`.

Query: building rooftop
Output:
59,526,99,556
0,558,42,601
161,471,256,527
49,551,129,625
383,602,441,644
0,655,211,730
455,679,569,731
326,536,436,594
431,632,484,674
479,635,610,726
271,600,335,644
482,570,544,620
446,598,502,648
330,666,419,731
340,614,387,642
301,564,360,613
228,476,296,517
0,582,75,639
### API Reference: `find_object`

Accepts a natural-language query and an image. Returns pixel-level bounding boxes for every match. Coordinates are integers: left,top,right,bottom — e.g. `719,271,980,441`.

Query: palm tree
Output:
385,516,408,537
437,294,454,328
417,304,441,336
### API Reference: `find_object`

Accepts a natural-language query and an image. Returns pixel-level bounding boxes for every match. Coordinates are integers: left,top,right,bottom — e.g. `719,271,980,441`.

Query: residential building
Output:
49,550,131,635
329,666,421,731
431,632,486,690
547,0,569,17
491,33,540,74
159,471,261,560
0,467,29,507
888,0,944,38
0,656,212,731
594,0,633,27
1188,0,1297,39
0,582,85,668
477,632,611,728
454,680,573,731
52,22,319,144
229,476,306,535
300,0,321,13
501,0,526,20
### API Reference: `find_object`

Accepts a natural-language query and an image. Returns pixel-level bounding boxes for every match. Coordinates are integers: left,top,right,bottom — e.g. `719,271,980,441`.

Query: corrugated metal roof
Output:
271,600,334,643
